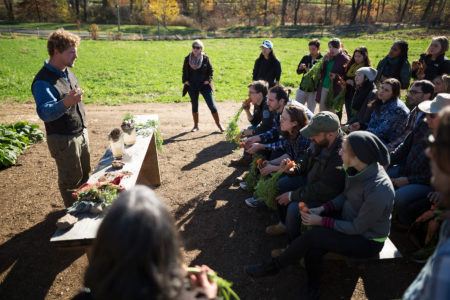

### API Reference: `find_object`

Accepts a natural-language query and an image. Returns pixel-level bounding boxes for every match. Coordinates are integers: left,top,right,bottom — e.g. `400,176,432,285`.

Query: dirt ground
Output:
0,102,422,300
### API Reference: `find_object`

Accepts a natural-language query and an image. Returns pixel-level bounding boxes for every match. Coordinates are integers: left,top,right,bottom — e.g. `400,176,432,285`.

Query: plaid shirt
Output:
367,98,410,151
403,219,450,300
264,133,310,159
390,112,431,185
259,112,281,144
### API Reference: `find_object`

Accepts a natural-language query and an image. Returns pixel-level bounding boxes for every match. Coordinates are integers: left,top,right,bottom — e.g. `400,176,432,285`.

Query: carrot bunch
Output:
299,201,309,213
282,159,297,173
256,158,266,169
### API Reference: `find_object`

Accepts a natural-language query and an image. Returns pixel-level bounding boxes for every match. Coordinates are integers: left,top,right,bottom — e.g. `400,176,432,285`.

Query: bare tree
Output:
293,0,301,25
399,0,410,22
280,0,288,25
3,0,14,21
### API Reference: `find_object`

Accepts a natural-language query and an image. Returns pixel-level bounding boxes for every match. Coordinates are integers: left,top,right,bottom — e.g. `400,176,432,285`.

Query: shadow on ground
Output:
0,211,85,300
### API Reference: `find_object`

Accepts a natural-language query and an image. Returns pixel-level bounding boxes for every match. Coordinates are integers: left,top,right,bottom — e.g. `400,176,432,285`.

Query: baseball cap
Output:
261,40,273,49
300,111,340,138
418,93,450,114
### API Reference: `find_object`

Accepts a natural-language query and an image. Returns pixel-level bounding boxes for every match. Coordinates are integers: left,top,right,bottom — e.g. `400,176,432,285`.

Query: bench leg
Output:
137,134,161,187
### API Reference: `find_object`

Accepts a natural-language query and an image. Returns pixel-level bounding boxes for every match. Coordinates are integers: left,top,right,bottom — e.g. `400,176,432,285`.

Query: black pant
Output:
276,227,384,290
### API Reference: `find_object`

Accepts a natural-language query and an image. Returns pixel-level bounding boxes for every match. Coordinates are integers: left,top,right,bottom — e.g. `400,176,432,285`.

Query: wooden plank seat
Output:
50,114,161,248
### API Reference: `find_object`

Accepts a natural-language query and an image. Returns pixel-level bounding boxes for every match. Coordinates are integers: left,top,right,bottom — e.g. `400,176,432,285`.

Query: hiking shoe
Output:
271,248,286,258
245,197,265,208
266,223,287,236
410,245,436,264
239,182,248,191
230,156,251,167
245,261,279,278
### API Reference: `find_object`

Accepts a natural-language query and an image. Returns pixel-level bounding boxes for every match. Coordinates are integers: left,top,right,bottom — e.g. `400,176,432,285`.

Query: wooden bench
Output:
50,114,161,249
325,237,402,264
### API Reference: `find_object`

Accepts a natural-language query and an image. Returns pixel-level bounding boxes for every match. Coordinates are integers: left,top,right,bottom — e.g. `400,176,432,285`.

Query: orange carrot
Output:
299,201,309,213
239,142,245,148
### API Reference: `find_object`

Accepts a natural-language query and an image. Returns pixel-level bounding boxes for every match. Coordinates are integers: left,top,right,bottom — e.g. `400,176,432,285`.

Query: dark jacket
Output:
412,53,450,81
182,54,213,89
376,56,411,89
349,81,377,129
296,53,323,74
291,132,345,207
390,110,431,185
252,97,275,135
252,54,281,87
316,52,350,100
323,163,395,240
31,65,86,135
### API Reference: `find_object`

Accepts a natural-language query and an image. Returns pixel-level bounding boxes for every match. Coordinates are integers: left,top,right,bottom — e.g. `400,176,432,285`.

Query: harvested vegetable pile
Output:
186,267,240,300
74,182,123,205
0,121,44,168
254,171,283,210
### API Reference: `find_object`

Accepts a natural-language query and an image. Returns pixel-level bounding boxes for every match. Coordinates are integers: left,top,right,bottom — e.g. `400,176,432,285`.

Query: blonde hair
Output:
47,29,80,56
192,39,204,50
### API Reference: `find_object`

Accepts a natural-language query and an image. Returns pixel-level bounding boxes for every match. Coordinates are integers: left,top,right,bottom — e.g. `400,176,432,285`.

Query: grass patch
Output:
0,36,430,104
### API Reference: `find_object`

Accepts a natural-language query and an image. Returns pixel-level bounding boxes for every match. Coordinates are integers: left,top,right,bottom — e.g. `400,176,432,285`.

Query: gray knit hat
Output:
356,67,378,82
347,131,390,166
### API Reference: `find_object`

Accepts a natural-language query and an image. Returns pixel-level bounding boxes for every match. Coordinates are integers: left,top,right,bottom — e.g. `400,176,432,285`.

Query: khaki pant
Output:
319,87,335,113
47,129,91,207
295,88,317,113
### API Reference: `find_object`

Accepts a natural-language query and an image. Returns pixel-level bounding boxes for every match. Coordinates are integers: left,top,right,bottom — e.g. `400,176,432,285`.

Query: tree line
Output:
1,0,449,28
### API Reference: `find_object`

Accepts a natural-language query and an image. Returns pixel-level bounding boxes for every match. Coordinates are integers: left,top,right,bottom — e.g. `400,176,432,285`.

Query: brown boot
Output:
192,112,199,132
211,112,224,133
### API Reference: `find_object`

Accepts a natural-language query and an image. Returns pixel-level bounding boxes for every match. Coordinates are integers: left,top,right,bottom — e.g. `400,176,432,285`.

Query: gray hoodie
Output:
326,163,395,240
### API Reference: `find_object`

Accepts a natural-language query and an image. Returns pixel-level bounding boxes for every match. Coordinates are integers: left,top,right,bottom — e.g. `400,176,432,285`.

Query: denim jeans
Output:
388,165,433,225
276,175,307,240
188,84,217,113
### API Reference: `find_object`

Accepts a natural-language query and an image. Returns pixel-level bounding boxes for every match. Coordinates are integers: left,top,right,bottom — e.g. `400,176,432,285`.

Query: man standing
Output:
31,29,90,207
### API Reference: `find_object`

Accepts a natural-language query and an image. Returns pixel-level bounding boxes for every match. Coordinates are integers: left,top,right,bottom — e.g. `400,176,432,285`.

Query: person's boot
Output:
211,112,224,133
191,112,199,132
245,259,280,278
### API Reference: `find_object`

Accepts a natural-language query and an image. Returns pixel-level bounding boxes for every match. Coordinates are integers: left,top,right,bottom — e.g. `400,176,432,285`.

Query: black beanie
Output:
347,131,390,166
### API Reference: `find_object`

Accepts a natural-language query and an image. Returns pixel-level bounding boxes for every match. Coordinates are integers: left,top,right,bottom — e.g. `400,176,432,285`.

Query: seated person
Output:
73,186,219,300
265,112,346,241
389,80,435,226
242,80,274,137
411,36,450,81
244,104,310,208
367,78,410,151
403,107,450,300
432,74,450,95
344,67,378,132
244,85,290,160
246,131,394,300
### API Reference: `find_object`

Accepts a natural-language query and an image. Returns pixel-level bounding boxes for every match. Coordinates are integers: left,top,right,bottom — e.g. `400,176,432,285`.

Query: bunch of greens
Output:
254,171,283,210
243,155,263,193
186,267,240,300
76,183,122,205
135,119,164,152
225,107,244,145
0,121,44,168
299,59,323,93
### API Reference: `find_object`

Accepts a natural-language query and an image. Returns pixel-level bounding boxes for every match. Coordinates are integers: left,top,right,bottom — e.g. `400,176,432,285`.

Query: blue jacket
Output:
367,98,410,151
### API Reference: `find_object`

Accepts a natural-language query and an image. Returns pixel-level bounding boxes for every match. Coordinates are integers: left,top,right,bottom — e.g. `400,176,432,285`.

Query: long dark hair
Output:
84,186,184,300
259,50,278,61
345,46,371,72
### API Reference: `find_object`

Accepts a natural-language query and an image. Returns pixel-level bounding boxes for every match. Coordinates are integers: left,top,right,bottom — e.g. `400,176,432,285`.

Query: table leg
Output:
137,133,161,187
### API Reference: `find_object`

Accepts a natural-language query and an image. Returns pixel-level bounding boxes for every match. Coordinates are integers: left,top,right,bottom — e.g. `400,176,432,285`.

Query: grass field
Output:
0,36,430,104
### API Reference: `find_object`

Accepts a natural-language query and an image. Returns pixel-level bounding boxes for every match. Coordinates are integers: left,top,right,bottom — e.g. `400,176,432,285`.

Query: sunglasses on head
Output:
192,46,201,50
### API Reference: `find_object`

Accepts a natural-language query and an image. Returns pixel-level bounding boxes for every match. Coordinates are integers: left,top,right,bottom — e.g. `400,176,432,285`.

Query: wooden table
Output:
50,115,161,248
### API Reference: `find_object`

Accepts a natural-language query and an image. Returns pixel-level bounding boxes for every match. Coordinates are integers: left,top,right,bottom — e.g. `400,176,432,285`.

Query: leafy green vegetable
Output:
225,107,244,145
186,267,240,300
0,121,44,168
254,171,283,210
76,184,122,205
243,155,263,193
135,119,164,152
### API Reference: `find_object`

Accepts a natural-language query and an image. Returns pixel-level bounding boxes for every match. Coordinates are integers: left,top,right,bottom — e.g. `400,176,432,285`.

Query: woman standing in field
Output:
182,39,224,133
376,40,411,89
252,40,282,88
